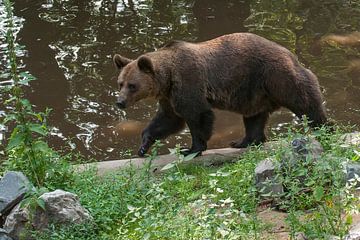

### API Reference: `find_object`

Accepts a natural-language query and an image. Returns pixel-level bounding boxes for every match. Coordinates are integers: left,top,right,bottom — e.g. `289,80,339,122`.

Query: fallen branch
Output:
78,147,249,175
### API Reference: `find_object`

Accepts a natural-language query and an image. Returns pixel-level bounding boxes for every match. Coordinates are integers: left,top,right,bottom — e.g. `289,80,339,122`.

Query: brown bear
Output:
113,33,327,157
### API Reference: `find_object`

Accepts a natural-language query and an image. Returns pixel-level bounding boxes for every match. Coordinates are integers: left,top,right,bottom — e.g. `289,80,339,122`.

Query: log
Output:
77,147,249,175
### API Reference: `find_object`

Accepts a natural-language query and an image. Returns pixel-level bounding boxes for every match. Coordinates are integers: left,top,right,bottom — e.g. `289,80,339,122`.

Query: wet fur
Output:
115,33,327,156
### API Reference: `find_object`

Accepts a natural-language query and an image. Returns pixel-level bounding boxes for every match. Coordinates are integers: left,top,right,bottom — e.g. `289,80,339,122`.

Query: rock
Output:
0,172,33,216
344,220,360,240
2,204,39,240
291,138,323,157
0,228,12,240
281,137,323,171
255,158,284,197
40,190,92,224
4,190,92,240
346,163,360,186
341,132,360,147
294,232,307,240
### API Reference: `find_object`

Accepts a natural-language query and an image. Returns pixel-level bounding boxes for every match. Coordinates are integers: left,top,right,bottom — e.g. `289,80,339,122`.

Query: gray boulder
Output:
255,137,324,199
255,158,283,197
341,132,360,147
0,172,33,216
345,221,360,240
2,204,40,240
346,163,360,186
40,190,92,224
4,190,92,240
0,228,12,240
281,137,323,172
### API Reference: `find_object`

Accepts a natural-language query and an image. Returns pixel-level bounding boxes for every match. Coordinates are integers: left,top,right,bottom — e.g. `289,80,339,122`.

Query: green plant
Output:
143,140,163,178
272,123,360,239
30,125,360,240
161,144,199,172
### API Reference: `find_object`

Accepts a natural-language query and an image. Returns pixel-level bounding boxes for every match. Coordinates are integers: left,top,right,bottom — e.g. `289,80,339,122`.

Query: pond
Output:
1,0,360,161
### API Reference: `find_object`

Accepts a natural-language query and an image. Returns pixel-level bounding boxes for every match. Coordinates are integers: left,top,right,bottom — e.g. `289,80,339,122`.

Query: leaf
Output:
313,186,324,202
209,171,231,177
7,129,24,150
20,99,32,108
4,96,16,104
32,141,49,153
3,113,17,123
36,198,46,210
161,162,175,171
143,233,151,240
19,72,36,85
168,148,177,155
345,214,353,226
183,152,199,161
127,205,135,211
28,124,47,136
354,150,360,157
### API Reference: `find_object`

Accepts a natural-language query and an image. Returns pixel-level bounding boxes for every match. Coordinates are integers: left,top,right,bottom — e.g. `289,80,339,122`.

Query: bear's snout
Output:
116,99,127,109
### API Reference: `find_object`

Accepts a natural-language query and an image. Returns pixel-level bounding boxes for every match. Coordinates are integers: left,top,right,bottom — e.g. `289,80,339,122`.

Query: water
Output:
1,0,360,161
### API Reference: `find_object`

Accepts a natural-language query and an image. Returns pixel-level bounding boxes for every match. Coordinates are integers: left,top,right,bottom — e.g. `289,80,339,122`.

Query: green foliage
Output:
30,124,360,240
143,140,163,178
267,121,360,239
161,144,199,172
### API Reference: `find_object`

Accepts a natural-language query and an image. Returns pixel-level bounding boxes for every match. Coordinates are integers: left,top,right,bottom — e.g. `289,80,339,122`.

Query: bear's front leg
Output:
138,130,155,157
182,110,215,156
137,99,185,157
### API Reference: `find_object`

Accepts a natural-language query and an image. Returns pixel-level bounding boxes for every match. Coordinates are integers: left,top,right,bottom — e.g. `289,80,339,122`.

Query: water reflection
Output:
193,0,250,40
0,0,359,160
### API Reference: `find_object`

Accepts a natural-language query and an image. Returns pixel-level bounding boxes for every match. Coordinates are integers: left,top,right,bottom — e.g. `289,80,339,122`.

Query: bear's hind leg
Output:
266,67,327,128
230,112,269,148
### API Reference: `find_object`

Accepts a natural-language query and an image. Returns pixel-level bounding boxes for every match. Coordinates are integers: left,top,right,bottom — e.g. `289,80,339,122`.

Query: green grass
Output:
32,125,360,240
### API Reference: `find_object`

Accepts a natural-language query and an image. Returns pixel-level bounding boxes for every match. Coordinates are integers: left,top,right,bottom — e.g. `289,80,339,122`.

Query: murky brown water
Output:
1,0,360,160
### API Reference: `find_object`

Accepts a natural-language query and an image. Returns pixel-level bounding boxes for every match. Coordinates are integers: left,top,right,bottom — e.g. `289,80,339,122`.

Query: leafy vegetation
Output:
31,125,359,240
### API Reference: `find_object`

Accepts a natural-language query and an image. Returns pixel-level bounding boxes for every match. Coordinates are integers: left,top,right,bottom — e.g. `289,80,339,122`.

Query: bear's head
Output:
113,54,158,109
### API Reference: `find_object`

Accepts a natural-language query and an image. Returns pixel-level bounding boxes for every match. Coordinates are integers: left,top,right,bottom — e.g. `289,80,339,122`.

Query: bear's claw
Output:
138,146,147,157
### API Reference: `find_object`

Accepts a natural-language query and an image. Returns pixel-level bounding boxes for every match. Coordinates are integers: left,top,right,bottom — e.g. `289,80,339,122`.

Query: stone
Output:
346,163,360,186
0,172,33,216
40,190,92,224
291,138,323,157
0,228,12,240
4,190,92,240
255,158,284,197
294,232,307,240
341,132,360,147
2,204,35,240
281,137,323,171
344,221,360,240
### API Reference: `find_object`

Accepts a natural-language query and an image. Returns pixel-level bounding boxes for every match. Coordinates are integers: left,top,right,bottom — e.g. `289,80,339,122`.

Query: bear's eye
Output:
128,83,137,92
119,82,124,89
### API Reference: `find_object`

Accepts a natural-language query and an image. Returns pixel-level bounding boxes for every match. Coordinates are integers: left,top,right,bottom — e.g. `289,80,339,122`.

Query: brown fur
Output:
113,33,327,157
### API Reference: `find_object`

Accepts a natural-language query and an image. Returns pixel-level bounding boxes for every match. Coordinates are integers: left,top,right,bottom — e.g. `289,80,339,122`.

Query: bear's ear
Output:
113,54,132,70
137,56,154,74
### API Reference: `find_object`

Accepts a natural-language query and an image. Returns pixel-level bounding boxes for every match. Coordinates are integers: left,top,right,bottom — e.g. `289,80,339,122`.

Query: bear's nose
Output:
116,100,126,109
